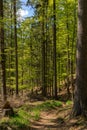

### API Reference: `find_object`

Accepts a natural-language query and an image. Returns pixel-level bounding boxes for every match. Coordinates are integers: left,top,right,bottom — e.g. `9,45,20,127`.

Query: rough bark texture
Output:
0,0,7,101
73,0,87,117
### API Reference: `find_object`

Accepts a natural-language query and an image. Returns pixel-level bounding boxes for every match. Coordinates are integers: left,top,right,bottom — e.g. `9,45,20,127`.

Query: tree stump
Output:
2,101,14,117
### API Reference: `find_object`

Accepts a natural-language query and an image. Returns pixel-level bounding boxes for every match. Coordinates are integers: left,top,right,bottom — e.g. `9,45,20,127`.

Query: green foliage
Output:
36,100,63,110
22,100,63,112
0,0,77,96
0,110,30,128
66,100,73,105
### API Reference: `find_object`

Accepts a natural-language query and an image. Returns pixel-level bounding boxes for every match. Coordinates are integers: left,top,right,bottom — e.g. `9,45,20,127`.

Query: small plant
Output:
33,111,40,120
66,100,72,105
51,100,63,107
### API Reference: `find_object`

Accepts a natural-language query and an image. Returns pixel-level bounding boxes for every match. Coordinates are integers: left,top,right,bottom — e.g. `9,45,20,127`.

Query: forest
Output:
0,0,87,130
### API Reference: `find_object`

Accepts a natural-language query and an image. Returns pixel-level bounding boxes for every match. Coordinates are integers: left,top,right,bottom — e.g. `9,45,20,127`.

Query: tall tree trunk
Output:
10,1,14,88
72,0,87,117
66,3,71,97
14,0,18,96
42,1,46,96
53,0,57,99
71,0,77,100
0,0,7,101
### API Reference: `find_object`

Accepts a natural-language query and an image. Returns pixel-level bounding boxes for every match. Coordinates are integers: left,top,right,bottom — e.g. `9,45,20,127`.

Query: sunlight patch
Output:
18,9,29,17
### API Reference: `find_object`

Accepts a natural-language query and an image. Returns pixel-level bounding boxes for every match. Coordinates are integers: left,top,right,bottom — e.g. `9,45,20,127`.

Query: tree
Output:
0,0,7,101
0,0,77,99
14,0,18,96
53,0,57,99
41,1,46,96
25,0,77,98
72,0,87,116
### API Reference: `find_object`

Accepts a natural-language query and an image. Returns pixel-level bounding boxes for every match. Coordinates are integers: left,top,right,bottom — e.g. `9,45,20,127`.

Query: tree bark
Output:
53,0,57,99
0,0,7,101
14,0,18,96
72,0,87,117
42,1,46,96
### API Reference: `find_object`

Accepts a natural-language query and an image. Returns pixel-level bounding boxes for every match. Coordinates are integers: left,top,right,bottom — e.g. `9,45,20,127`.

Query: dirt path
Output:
30,106,68,130
0,93,87,130
30,105,87,130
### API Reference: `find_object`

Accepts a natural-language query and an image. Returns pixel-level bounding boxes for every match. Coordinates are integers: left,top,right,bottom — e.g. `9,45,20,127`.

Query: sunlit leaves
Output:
48,0,53,6
67,0,75,3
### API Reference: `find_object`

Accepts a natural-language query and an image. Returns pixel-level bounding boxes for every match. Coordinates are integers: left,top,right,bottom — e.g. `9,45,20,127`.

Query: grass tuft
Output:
66,100,72,105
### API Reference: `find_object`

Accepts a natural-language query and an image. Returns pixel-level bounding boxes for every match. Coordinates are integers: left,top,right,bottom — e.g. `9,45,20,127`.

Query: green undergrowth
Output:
0,110,30,129
21,100,63,112
66,100,73,105
35,100,63,110
0,100,63,128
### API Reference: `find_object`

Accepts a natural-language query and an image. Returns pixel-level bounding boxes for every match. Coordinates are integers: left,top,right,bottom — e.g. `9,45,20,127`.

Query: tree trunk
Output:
53,0,57,99
71,0,77,100
72,0,87,117
0,0,7,101
42,1,46,96
14,0,18,96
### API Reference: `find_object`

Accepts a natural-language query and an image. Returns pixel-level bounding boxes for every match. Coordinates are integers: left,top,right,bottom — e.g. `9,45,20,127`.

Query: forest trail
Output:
29,105,68,130
30,109,60,129
29,104,70,130
29,102,87,130
0,91,87,130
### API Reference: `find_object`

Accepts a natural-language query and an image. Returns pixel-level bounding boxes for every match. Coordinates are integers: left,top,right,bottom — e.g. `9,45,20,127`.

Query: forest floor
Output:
0,88,87,130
